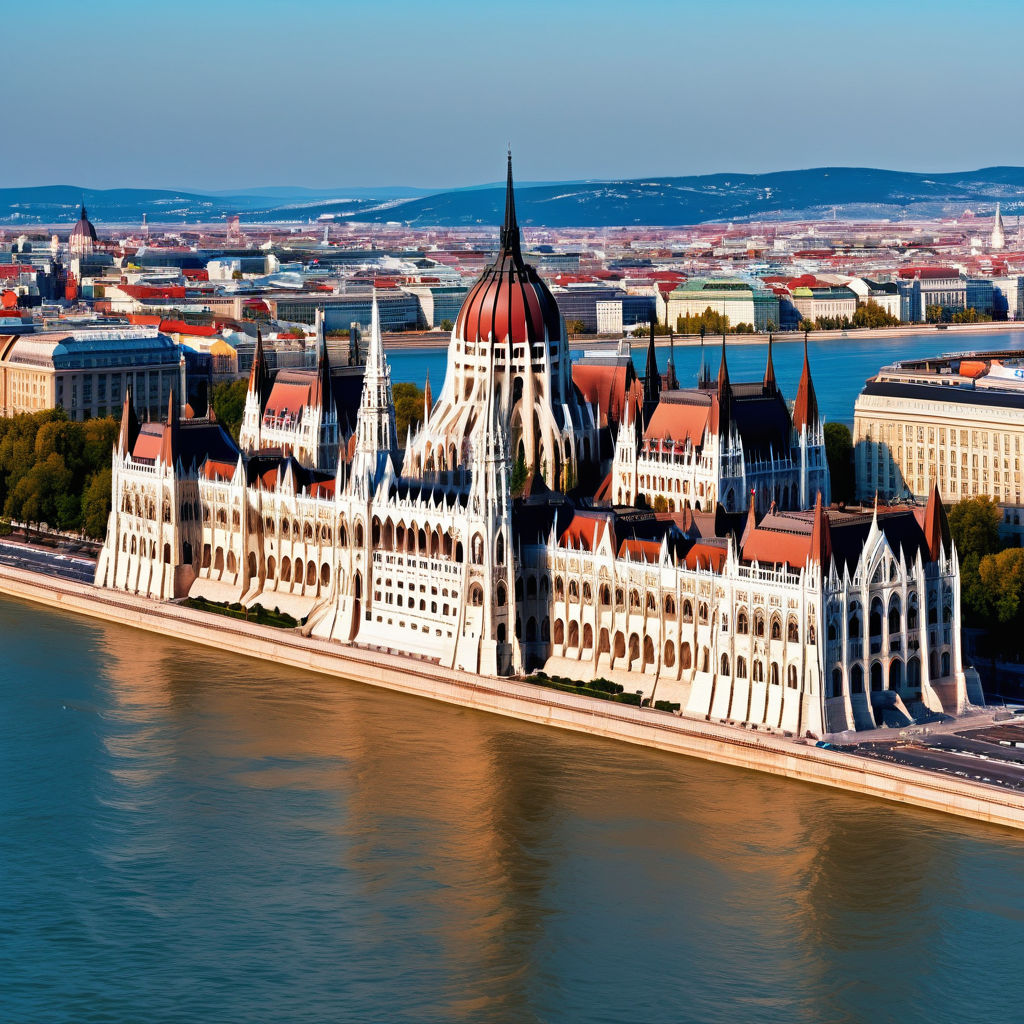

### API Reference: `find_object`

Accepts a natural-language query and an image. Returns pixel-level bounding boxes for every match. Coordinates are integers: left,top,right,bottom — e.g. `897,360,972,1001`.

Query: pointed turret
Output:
247,327,271,410
711,337,731,436
741,489,757,547
763,332,777,393
311,322,332,410
643,317,660,413
500,148,522,259
809,491,832,567
665,330,678,390
423,369,432,426
117,384,140,455
922,480,951,561
697,331,711,388
792,335,819,433
159,389,178,465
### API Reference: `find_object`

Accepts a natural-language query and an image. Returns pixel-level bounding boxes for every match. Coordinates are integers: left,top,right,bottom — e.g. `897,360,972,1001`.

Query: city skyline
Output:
9,0,1024,190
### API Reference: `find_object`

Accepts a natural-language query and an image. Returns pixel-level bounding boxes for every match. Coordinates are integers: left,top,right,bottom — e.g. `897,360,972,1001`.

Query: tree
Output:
798,318,815,332
676,306,729,336
81,468,112,539
852,299,900,329
824,423,854,503
565,319,586,337
211,379,248,441
392,381,425,440
948,495,1002,564
509,454,528,495
439,319,454,332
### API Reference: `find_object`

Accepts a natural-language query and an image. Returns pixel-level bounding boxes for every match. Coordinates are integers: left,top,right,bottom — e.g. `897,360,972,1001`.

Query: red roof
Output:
264,381,312,419
202,460,236,481
0,265,35,279
559,511,614,552
644,398,713,445
897,266,958,280
682,542,727,572
121,285,187,299
572,362,637,427
159,319,218,337
618,538,661,563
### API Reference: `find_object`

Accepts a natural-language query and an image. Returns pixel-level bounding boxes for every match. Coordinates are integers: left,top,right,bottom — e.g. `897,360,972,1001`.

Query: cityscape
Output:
5,2,1024,1023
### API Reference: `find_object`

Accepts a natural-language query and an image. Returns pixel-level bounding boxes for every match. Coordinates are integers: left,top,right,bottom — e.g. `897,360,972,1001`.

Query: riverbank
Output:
6,563,1024,832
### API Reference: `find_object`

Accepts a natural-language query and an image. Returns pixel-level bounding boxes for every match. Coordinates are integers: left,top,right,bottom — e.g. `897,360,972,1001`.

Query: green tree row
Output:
948,496,1024,659
0,410,118,538
926,305,993,324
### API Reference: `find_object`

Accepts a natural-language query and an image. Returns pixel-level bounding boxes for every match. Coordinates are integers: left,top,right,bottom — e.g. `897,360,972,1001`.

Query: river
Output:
388,329,1024,427
1,595,1022,1023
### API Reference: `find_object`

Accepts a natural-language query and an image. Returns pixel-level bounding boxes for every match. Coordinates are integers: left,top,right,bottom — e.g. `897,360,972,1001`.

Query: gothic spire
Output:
793,334,819,432
763,332,777,393
248,327,271,409
117,383,139,455
809,491,832,566
500,149,522,258
643,317,660,411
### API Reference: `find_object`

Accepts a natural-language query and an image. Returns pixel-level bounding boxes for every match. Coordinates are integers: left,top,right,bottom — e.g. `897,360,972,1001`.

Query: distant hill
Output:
304,167,1024,228
4,167,1024,228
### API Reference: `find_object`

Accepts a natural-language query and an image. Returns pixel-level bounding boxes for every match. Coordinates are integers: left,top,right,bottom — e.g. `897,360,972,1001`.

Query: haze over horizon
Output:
10,0,1024,191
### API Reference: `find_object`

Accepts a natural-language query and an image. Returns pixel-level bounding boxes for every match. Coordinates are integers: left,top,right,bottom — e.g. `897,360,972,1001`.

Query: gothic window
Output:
770,616,782,641
737,610,748,635
787,617,799,643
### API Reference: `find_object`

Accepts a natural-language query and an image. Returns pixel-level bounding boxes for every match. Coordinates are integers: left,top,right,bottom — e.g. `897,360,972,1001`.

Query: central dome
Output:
454,160,561,347
405,153,598,490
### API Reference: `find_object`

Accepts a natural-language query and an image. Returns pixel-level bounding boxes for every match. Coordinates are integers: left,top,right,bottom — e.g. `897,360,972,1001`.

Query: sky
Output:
8,0,1024,192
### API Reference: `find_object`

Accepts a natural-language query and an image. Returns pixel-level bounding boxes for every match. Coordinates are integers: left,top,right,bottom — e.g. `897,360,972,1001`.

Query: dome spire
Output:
500,149,522,257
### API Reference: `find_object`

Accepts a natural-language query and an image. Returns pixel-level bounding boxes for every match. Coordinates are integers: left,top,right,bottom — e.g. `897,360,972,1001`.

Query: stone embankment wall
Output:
3,564,1024,832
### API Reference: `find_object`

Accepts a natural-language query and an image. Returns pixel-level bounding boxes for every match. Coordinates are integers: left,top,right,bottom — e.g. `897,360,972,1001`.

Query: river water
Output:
389,329,1024,427
2,595,1023,1023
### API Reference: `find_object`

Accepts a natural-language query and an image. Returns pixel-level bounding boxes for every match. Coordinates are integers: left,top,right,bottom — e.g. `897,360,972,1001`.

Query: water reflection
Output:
2,600,1023,1024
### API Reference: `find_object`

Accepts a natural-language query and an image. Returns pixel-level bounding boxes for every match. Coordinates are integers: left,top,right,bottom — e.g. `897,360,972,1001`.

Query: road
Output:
855,739,1024,792
0,539,96,584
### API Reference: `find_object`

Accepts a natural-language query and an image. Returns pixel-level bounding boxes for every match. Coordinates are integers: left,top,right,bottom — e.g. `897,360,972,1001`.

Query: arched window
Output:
680,642,692,669
643,636,655,666
664,640,675,667
554,619,565,644
870,661,883,691
941,651,950,677
698,602,709,624
281,556,291,582
682,600,693,622
613,632,626,659
497,583,507,607
848,613,861,639
787,665,798,689
770,663,780,686
470,584,484,607
629,634,640,663
568,621,579,648
600,584,611,606
752,660,764,683
664,595,676,617
831,667,843,697
555,576,565,600
870,598,883,638
787,617,799,643
737,610,748,635
583,624,593,650
754,612,765,637
770,616,782,641
890,659,903,690
851,664,864,693
720,653,730,675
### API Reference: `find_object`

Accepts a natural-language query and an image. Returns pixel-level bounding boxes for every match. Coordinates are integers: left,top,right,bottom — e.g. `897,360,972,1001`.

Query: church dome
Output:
454,157,561,346
69,205,98,244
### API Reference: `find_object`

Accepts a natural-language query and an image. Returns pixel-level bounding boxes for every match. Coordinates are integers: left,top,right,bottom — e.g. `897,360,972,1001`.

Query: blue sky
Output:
9,0,1024,190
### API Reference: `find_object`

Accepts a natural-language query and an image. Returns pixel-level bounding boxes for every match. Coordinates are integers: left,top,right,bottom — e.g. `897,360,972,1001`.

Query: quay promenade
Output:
3,562,1024,832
